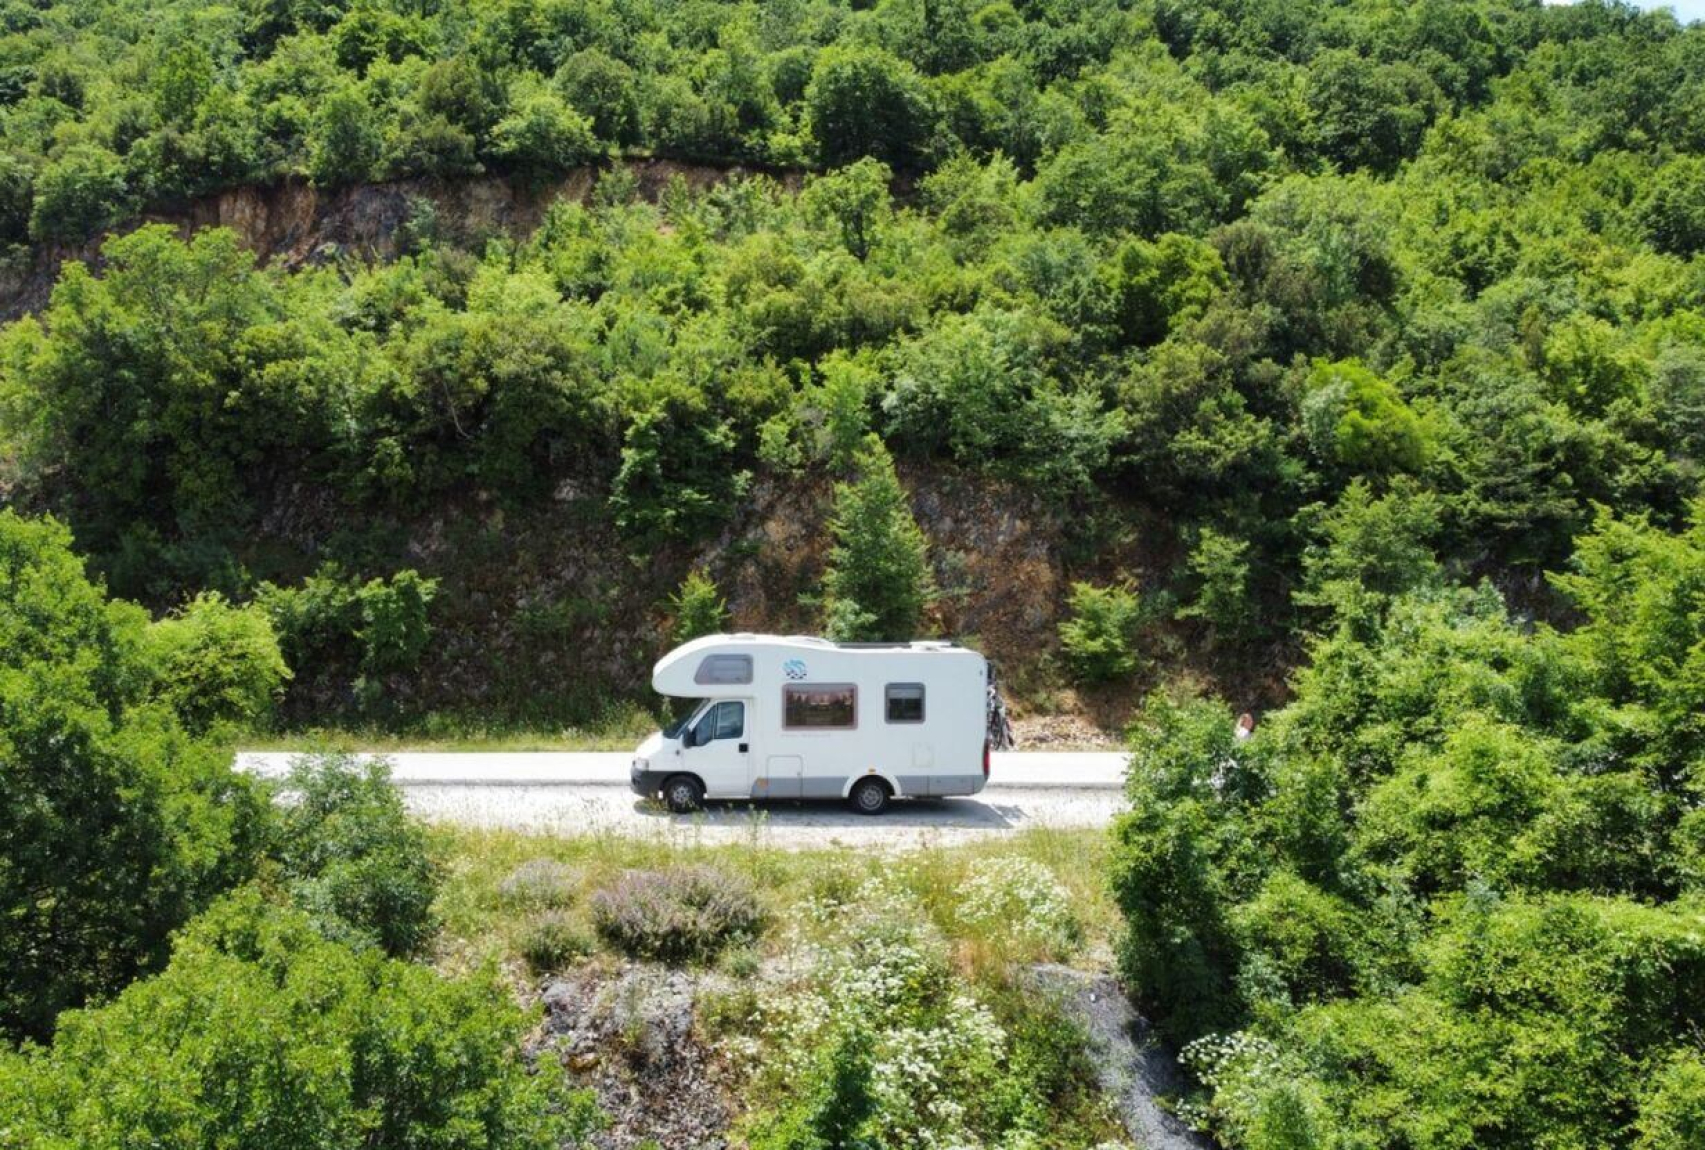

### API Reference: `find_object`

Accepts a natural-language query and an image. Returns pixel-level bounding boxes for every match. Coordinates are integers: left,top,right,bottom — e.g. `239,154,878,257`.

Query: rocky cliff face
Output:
272,461,1083,726
0,160,803,318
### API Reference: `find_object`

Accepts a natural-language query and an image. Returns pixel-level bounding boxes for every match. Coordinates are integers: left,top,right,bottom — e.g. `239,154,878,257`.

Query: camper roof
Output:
650,633,977,696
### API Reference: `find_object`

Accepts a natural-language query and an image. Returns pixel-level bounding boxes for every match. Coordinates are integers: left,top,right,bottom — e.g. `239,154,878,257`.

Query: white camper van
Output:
630,634,992,814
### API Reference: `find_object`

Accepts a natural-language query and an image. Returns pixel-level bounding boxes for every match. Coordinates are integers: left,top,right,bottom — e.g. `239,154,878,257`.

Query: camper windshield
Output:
661,699,704,740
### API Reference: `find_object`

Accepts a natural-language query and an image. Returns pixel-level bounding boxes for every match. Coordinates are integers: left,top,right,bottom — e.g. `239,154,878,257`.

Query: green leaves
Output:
822,437,933,642
0,891,601,1150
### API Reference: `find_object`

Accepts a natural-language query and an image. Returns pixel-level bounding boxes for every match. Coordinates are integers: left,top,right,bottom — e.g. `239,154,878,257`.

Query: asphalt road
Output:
237,750,1129,848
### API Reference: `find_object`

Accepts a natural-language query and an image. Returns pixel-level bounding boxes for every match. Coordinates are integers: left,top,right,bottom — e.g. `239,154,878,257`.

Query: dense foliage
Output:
0,0,1697,702
0,510,268,1041
268,751,442,957
1110,504,1705,1149
0,891,601,1149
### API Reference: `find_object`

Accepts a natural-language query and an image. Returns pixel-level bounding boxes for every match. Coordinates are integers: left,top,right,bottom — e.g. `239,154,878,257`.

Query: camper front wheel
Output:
663,774,705,813
849,777,890,815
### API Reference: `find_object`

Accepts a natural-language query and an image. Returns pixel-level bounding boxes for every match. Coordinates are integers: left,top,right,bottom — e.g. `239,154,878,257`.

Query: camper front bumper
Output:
630,758,668,797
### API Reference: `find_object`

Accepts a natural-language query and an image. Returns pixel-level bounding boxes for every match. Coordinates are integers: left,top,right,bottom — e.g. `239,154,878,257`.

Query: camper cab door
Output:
683,699,749,797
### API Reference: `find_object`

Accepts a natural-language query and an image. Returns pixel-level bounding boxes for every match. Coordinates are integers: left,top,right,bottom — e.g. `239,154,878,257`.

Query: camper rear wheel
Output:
849,777,890,816
662,774,705,813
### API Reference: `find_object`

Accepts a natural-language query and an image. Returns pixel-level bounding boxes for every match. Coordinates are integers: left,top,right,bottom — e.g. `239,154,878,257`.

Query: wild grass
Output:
429,824,1126,1147
246,702,659,752
429,823,1117,977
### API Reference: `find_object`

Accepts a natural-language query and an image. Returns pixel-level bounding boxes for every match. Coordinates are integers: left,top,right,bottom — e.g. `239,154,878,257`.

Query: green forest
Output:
2,0,1705,1145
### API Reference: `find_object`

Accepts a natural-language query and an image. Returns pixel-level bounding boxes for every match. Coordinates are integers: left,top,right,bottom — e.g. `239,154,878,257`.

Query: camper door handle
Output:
738,742,749,753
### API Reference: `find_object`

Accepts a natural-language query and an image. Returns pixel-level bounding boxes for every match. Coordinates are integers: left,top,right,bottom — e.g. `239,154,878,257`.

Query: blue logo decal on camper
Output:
783,659,807,680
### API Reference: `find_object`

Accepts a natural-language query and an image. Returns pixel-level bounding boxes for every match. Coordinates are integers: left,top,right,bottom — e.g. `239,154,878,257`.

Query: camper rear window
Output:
782,684,857,729
885,683,925,723
694,655,753,685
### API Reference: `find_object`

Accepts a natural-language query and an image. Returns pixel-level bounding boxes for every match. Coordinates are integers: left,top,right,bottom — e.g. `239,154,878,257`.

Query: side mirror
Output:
687,724,706,749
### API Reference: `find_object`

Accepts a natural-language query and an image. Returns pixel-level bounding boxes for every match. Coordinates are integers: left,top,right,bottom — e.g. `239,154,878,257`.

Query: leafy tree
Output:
147,592,291,733
1296,480,1443,628
805,46,935,170
1303,49,1442,174
0,890,602,1149
491,80,601,185
555,49,642,145
822,436,934,641
1638,156,1705,258
268,753,440,957
609,395,750,548
28,143,130,241
1301,358,1431,473
0,511,266,1040
308,84,382,186
1058,581,1143,683
801,158,892,261
670,568,729,644
1105,232,1229,348
809,351,875,470
1179,527,1256,640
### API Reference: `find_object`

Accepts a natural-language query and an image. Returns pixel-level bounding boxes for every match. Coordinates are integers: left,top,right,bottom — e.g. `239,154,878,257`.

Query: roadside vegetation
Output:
433,822,1126,1149
0,0,1702,732
1111,504,1705,1148
4,0,1705,1146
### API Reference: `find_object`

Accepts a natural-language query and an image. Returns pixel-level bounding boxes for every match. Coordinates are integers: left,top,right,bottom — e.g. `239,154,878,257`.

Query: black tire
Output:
849,777,890,816
663,774,705,813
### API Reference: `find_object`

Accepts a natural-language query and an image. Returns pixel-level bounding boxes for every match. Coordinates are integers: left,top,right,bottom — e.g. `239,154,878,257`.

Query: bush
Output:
269,753,440,957
1637,1051,1705,1150
519,910,595,974
257,565,438,711
491,79,601,185
1058,581,1142,683
147,591,291,733
0,891,602,1149
1178,527,1256,642
29,143,131,241
670,569,728,644
958,857,1083,959
0,511,267,1041
822,436,934,641
590,866,766,963
499,858,580,910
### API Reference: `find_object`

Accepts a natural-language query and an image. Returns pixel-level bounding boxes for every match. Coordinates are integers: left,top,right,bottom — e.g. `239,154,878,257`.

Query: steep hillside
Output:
0,0,1701,735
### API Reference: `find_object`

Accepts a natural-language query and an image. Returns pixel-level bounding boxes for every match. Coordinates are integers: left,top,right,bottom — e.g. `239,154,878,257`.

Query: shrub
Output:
1178,527,1256,641
670,569,729,644
519,910,595,974
0,891,602,1149
147,591,291,733
499,858,580,910
746,877,1016,1149
1058,581,1142,683
269,753,440,957
1637,1050,1705,1150
356,568,439,678
0,511,267,1041
958,857,1083,958
822,436,934,641
590,866,766,963
491,80,601,185
29,143,131,241
257,565,438,710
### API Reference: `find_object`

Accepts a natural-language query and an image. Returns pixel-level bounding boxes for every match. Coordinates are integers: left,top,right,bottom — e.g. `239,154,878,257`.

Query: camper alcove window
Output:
885,683,925,722
694,654,753,685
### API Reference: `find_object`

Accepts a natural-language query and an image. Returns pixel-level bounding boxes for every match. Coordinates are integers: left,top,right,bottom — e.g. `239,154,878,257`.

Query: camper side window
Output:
782,684,856,729
885,683,925,723
691,701,744,744
694,655,753,685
